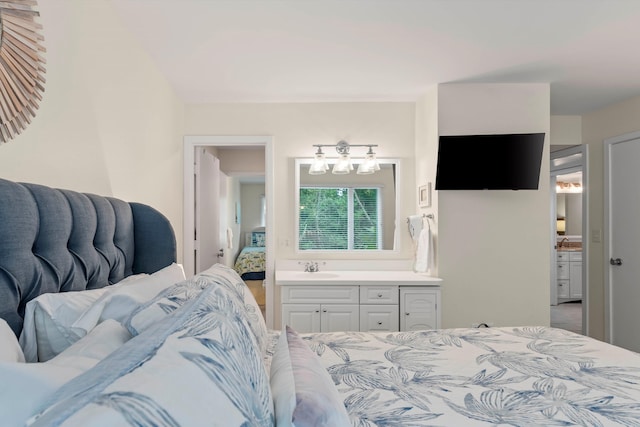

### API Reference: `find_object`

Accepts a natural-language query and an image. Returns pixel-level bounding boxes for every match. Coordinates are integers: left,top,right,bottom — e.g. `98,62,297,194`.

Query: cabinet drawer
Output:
557,261,570,280
360,285,399,304
557,252,570,261
557,280,570,298
360,305,399,332
569,251,582,262
281,286,359,304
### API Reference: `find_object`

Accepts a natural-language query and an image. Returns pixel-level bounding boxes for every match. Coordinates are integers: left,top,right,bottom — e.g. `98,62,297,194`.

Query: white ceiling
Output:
111,0,640,115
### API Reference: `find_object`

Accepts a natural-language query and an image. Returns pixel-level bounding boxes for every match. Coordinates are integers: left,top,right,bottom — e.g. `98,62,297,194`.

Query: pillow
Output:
0,318,24,363
198,263,268,353
19,273,148,362
1,320,131,427
252,231,266,247
27,285,274,427
270,326,351,427
127,263,268,355
71,263,185,336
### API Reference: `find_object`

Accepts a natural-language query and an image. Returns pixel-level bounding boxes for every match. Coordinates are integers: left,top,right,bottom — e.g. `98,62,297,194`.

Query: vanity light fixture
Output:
308,146,329,175
556,181,582,193
309,140,379,175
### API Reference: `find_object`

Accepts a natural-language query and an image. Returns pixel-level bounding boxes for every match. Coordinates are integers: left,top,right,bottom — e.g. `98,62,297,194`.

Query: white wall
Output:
551,116,582,146
436,83,551,328
185,102,416,261
582,94,640,340
240,183,266,247
0,1,185,261
415,87,440,275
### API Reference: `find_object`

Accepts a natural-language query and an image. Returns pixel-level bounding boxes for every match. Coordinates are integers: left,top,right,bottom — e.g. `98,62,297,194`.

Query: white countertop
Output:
275,270,442,286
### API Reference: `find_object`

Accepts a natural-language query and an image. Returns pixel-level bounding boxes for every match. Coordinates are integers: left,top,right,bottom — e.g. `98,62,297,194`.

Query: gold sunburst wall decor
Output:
0,0,45,144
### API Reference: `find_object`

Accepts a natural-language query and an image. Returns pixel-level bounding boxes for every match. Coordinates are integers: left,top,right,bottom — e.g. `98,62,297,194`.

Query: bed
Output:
2,178,640,427
233,231,266,280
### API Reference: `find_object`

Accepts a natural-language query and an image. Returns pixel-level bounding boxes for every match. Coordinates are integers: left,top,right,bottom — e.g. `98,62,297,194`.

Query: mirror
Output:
295,158,399,252
555,171,583,236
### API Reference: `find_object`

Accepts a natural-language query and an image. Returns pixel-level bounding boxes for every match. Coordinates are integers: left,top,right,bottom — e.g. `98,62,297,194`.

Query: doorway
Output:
184,135,275,328
550,145,588,335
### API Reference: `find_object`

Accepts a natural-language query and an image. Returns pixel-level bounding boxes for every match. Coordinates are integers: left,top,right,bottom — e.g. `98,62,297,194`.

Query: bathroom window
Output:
299,187,381,250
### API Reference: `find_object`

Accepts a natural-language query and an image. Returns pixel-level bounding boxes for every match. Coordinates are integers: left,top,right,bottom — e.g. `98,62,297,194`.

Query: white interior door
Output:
218,171,231,267
550,175,558,305
195,149,221,273
606,133,640,351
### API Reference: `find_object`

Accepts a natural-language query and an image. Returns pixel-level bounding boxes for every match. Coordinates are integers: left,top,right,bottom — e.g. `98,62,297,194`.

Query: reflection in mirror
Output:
555,171,582,236
295,159,398,252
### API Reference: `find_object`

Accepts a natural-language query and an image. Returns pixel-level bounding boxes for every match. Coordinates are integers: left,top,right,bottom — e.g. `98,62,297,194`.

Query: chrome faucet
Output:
304,261,319,273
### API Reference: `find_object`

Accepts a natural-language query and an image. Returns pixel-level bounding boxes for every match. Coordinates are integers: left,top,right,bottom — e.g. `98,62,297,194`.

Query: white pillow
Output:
0,319,25,363
72,263,185,335
1,319,131,427
19,273,148,362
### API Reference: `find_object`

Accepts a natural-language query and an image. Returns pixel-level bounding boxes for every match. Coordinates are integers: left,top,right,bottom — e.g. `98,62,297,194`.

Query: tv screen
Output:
435,133,545,190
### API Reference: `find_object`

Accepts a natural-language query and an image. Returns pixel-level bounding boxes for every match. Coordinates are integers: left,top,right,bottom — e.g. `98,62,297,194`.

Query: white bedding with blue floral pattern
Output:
294,327,640,426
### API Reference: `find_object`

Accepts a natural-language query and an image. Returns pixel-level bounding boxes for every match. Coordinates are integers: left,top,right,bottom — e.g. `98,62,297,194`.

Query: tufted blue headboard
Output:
0,178,177,336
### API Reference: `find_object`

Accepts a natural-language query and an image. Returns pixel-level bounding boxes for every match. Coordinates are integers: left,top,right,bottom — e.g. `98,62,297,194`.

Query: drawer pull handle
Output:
315,310,320,313
322,309,327,313
377,321,383,325
405,312,410,316
377,293,383,298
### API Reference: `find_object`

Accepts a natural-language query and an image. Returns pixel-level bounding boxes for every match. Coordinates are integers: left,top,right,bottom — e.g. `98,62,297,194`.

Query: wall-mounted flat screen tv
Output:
435,133,545,190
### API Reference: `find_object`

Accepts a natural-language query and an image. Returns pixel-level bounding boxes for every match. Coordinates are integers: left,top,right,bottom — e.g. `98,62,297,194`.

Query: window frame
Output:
298,185,382,251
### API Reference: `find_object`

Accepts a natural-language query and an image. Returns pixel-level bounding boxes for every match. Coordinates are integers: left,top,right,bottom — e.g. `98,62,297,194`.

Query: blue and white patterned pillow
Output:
252,231,266,247
126,263,268,355
27,286,274,426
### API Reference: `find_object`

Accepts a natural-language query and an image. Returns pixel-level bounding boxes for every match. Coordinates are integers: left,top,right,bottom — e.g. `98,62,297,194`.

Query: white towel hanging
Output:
407,215,423,242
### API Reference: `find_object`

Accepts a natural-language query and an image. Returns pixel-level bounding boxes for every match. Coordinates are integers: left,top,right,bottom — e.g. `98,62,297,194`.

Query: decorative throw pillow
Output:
27,285,273,427
71,263,185,335
0,318,24,363
20,273,148,362
270,326,351,427
252,231,266,247
1,320,131,427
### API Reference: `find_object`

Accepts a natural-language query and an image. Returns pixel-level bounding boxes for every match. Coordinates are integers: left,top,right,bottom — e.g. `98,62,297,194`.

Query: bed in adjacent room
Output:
233,230,266,281
3,178,640,427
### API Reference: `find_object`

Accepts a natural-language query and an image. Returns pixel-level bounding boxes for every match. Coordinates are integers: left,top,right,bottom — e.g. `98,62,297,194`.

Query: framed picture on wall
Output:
418,182,432,208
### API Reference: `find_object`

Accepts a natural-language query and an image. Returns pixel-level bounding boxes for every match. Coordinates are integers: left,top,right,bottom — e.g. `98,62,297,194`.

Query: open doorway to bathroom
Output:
550,145,588,335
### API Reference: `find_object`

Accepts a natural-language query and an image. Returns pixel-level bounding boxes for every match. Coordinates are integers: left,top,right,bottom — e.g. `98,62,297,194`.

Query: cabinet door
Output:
400,288,439,331
557,279,570,298
282,304,320,333
570,261,582,299
360,305,399,332
320,304,360,332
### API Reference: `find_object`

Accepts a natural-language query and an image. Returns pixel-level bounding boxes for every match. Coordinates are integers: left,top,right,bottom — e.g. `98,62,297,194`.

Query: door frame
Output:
550,145,588,335
184,135,275,328
604,130,640,343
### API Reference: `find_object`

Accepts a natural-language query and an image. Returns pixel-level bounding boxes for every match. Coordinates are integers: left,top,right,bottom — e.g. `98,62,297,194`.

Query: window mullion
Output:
348,188,354,250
